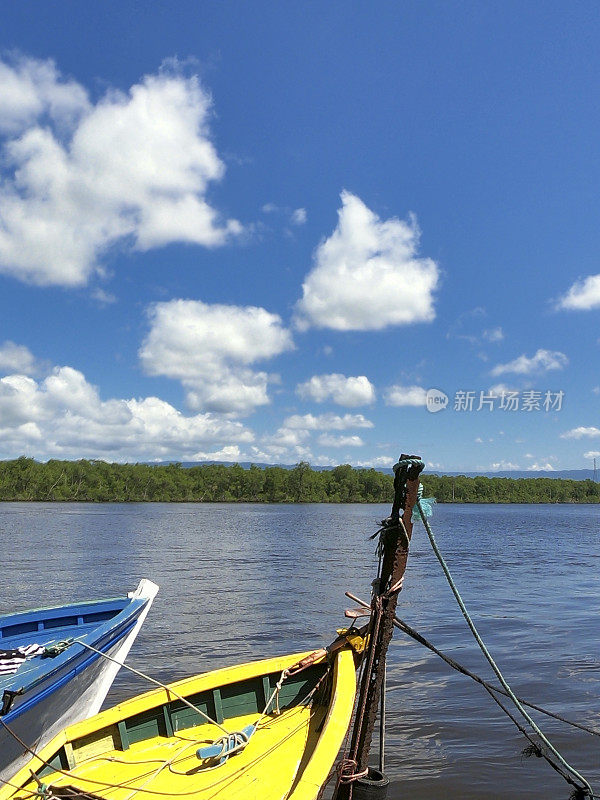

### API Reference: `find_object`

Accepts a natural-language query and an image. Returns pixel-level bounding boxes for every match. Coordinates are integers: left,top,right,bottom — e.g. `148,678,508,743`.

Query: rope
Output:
77,640,306,767
417,499,596,799
391,614,600,737
43,640,73,658
0,670,328,798
336,759,369,784
254,670,288,726
324,618,371,800
74,639,230,735
345,589,600,739
1,639,334,797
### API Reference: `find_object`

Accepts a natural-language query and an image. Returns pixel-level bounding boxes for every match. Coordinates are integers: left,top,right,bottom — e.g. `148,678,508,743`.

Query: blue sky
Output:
0,1,599,472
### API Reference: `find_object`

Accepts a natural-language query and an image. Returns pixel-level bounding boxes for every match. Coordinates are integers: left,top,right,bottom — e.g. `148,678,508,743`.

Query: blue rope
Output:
416,499,595,799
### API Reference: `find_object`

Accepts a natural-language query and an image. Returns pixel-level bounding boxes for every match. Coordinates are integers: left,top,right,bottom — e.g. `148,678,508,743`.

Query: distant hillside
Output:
439,469,596,480
158,461,597,481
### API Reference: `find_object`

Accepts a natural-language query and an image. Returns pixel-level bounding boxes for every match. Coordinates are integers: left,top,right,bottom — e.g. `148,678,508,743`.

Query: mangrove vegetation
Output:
0,457,599,503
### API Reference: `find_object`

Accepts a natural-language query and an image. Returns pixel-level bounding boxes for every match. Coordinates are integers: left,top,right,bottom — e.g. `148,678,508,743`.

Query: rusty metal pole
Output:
334,454,424,798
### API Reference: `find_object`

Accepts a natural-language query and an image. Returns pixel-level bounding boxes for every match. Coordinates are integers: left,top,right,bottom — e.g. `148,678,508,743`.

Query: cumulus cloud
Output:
557,274,600,311
383,385,427,407
561,426,600,439
584,451,600,459
0,341,40,375
0,55,241,287
263,427,310,448
0,365,253,461
317,434,364,447
283,413,373,430
140,299,294,415
0,56,89,134
296,373,376,407
294,191,439,331
490,349,568,377
257,427,313,463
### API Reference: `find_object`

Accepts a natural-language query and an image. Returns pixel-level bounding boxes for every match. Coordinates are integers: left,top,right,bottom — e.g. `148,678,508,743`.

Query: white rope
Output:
254,669,288,726
77,641,292,766
75,639,230,735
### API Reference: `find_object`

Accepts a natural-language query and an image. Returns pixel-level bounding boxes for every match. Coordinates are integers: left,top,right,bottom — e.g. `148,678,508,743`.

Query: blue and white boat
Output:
0,578,158,781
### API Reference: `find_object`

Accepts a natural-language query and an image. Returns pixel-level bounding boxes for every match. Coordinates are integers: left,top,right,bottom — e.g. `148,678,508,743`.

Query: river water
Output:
2,502,599,799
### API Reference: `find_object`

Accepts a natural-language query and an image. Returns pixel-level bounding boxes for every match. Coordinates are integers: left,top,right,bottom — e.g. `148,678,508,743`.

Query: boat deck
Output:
14,706,325,800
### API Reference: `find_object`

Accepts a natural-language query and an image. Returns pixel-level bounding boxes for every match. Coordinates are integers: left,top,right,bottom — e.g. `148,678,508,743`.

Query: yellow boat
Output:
0,638,360,800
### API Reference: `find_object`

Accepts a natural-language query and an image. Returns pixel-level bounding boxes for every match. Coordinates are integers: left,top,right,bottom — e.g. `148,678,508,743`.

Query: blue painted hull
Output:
0,579,158,781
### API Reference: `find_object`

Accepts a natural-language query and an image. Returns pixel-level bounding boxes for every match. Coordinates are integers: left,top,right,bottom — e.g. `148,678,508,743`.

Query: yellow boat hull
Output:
0,647,357,800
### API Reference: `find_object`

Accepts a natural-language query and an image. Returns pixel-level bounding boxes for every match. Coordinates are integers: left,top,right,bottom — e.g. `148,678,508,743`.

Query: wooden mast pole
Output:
334,453,424,798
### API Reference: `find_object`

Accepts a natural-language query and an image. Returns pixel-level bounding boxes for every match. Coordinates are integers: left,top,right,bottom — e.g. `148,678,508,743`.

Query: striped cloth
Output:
0,643,45,676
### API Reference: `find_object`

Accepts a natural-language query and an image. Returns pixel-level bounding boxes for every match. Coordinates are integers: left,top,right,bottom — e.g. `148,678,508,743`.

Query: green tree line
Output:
0,457,599,503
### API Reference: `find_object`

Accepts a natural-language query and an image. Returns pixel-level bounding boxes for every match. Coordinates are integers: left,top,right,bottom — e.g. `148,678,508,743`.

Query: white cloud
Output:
557,274,600,311
294,191,439,331
383,385,427,407
483,327,504,342
584,451,600,459
0,365,253,461
140,299,294,415
317,434,364,448
256,428,313,463
561,426,600,439
524,453,558,471
283,413,373,431
296,373,375,407
264,427,310,448
260,413,373,463
91,288,117,305
261,203,307,228
0,341,40,376
447,311,504,346
0,56,89,134
355,455,395,468
188,445,243,462
490,349,568,377
488,383,518,395
489,461,521,471
291,208,307,225
0,56,241,287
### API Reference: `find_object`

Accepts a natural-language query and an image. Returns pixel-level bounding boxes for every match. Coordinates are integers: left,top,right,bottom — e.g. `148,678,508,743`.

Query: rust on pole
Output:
334,454,424,797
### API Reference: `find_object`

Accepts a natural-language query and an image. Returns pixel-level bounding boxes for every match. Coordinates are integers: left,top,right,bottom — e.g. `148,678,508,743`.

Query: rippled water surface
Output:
2,502,600,799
